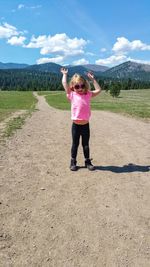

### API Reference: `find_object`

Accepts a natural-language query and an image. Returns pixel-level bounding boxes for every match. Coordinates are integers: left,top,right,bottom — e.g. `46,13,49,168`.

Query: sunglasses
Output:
74,83,85,90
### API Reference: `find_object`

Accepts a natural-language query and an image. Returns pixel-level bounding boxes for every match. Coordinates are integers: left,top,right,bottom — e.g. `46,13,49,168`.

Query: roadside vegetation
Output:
0,91,37,138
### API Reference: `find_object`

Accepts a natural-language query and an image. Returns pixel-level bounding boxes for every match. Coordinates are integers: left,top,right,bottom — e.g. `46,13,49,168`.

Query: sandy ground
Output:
0,92,150,267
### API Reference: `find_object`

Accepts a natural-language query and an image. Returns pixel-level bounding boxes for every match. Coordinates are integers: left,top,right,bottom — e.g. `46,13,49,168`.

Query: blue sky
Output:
0,0,150,66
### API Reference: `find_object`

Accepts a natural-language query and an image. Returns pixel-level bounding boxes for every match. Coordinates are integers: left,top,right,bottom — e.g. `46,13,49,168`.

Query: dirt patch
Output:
0,93,150,266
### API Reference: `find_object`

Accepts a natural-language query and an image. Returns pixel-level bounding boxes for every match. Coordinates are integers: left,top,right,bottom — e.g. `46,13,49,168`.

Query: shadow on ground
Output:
94,163,150,173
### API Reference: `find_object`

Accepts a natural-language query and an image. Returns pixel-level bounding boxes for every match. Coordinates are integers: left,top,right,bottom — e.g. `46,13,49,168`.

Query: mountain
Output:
0,61,108,76
23,61,150,81
26,62,85,75
84,64,109,72
1,61,150,91
0,62,28,69
68,65,88,76
26,63,109,76
0,60,150,81
102,61,150,81
26,62,61,73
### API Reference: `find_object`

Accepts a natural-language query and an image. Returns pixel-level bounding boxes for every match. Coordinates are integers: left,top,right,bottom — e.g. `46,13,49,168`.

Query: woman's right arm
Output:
60,68,70,94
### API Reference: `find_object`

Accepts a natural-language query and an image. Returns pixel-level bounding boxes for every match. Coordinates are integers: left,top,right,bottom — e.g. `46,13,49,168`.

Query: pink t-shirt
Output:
67,91,92,121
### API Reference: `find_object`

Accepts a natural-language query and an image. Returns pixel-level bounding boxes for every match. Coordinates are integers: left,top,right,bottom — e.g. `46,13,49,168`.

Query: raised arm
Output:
60,68,70,94
87,71,102,97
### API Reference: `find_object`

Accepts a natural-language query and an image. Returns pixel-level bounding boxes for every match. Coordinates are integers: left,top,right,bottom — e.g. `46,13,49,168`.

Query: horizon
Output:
0,0,150,67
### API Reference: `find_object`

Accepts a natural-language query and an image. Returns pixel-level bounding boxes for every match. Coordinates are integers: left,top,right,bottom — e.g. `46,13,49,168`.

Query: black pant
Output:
71,122,90,159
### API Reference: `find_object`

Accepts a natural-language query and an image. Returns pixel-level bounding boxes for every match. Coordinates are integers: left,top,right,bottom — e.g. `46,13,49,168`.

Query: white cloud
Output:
100,48,107,52
7,36,26,46
112,37,150,54
72,58,89,65
86,52,95,56
36,56,64,64
96,54,127,66
26,35,47,48
18,4,25,9
95,37,150,66
26,33,87,57
96,54,150,67
17,4,41,10
0,22,19,38
29,5,42,9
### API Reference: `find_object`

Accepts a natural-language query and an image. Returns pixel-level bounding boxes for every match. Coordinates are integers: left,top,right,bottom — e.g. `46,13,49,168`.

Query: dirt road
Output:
0,93,150,267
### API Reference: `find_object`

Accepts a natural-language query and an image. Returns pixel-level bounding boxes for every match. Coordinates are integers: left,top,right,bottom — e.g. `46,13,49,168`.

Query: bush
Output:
110,82,121,97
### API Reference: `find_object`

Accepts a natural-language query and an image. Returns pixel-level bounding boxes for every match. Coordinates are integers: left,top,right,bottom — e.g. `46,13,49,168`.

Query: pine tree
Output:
110,82,121,97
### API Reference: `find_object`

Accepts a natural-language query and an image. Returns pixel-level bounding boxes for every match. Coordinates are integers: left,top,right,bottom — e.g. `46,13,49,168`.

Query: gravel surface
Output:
0,92,150,267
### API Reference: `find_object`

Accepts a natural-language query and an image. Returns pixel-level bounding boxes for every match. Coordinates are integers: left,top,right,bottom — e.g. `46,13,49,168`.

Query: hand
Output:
86,71,95,81
60,67,68,75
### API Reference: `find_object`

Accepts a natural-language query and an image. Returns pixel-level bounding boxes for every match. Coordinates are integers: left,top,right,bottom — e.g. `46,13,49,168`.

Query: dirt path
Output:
0,93,150,267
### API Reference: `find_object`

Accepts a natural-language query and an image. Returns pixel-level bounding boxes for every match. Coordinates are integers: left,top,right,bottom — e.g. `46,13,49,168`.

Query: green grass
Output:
3,115,27,137
0,91,37,138
0,91,37,122
38,89,150,119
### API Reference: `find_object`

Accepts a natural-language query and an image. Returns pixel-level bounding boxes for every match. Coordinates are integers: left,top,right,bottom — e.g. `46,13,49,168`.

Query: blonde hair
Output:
69,73,90,94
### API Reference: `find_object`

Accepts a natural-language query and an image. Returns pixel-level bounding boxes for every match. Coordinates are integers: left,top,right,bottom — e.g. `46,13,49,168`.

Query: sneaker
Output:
70,158,78,171
85,158,95,171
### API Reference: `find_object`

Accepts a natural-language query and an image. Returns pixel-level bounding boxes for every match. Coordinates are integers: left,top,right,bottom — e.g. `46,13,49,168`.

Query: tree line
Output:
0,69,150,96
0,70,64,91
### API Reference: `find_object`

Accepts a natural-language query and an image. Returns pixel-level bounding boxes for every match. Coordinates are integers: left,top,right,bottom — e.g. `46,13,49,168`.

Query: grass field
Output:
0,91,37,122
38,89,150,119
0,91,37,137
0,89,149,125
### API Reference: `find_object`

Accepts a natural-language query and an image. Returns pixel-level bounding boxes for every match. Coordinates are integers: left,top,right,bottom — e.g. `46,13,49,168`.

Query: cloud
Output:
7,36,26,46
96,54,150,67
0,22,19,38
112,37,150,54
29,5,42,9
17,4,42,10
96,37,150,66
100,48,107,52
96,54,128,66
26,33,88,57
0,22,88,65
72,58,89,65
86,52,95,56
18,4,25,9
36,56,64,65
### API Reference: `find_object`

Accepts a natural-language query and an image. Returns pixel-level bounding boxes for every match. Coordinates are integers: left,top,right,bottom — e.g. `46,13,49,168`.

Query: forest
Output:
0,69,150,91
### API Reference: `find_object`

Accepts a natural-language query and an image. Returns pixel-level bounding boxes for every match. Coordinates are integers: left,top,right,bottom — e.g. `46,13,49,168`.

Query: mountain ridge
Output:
0,61,150,81
102,61,150,81
0,62,29,69
0,62,109,74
